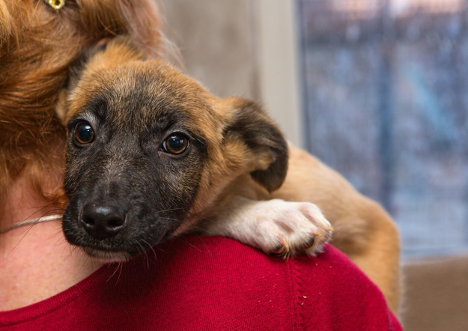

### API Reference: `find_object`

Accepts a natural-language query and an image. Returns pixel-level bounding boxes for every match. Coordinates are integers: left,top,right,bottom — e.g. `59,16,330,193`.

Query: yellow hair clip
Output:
47,0,66,10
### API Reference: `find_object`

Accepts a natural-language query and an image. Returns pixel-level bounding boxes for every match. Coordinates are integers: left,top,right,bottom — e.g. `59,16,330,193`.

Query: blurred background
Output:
157,1,468,329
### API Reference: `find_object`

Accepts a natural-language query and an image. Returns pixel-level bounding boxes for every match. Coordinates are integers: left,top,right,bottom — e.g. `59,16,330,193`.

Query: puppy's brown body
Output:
58,39,400,313
277,147,401,311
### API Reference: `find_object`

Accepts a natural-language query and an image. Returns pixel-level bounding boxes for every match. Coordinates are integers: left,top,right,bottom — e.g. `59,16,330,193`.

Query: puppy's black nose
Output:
81,204,126,240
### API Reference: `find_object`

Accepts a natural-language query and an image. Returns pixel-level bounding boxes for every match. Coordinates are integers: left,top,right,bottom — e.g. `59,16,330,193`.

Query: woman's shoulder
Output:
0,236,401,330
125,236,401,330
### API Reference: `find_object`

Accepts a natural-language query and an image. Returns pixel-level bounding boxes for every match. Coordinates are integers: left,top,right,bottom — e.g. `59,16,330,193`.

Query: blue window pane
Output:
298,0,468,257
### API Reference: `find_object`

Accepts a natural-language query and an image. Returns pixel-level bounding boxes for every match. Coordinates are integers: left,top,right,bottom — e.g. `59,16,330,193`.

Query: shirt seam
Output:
287,257,305,331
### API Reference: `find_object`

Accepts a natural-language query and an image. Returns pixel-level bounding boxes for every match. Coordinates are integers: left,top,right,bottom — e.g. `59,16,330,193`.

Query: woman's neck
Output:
0,175,104,311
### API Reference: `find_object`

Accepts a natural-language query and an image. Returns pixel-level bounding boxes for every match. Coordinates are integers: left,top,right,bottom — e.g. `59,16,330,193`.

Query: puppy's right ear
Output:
224,98,289,192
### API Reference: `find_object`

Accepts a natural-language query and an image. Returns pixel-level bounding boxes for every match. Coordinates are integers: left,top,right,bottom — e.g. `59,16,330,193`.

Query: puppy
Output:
57,39,332,259
57,38,400,313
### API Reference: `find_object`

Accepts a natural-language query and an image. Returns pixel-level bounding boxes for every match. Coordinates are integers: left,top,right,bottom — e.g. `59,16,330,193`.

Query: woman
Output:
0,0,161,310
0,1,401,329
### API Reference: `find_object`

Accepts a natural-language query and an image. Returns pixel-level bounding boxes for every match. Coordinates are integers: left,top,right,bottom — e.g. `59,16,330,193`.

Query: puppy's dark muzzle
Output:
81,203,127,240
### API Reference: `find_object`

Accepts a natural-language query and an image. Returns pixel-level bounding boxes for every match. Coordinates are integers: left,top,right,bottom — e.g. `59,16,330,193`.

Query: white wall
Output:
158,0,303,146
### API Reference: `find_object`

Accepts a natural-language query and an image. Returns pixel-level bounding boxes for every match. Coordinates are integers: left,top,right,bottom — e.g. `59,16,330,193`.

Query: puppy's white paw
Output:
247,199,333,258
208,198,333,258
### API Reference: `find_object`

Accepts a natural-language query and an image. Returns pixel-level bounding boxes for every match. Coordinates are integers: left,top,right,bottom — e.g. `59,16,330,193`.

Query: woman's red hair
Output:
0,0,162,215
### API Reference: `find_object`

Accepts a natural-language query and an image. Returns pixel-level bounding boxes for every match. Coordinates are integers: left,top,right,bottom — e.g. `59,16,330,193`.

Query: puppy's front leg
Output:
203,197,333,258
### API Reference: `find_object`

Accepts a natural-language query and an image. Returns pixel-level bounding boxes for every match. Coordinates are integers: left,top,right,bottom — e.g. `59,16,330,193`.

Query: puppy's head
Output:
58,39,288,262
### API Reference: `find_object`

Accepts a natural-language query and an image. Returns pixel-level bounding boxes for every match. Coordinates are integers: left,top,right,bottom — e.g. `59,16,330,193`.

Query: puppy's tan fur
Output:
59,39,401,314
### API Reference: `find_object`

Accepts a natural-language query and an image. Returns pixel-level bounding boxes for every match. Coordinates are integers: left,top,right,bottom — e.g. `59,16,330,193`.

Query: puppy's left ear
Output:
55,37,143,124
225,98,289,192
55,41,110,124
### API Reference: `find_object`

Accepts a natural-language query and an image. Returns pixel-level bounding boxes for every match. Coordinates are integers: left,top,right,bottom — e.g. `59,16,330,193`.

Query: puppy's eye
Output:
74,122,95,145
47,0,66,10
162,134,189,155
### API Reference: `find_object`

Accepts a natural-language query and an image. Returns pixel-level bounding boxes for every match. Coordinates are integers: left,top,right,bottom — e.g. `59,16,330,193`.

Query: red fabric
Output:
0,236,401,330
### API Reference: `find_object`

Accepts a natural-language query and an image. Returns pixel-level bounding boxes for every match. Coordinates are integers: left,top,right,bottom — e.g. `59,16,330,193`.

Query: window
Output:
297,0,468,257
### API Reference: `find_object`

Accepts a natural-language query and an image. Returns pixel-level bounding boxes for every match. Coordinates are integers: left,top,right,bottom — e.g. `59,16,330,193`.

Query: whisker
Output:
154,207,184,214
21,202,61,222
142,239,157,261
135,240,149,269
10,213,62,250
107,263,121,283
78,254,90,273
115,262,124,284
175,236,202,252
49,229,66,242
194,234,212,257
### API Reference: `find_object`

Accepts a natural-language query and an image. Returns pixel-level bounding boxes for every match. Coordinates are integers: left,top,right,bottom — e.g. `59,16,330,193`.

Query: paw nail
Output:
271,243,290,259
299,237,315,250
271,245,286,255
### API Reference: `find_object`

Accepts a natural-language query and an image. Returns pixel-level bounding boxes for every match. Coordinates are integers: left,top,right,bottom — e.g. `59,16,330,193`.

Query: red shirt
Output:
0,236,401,330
